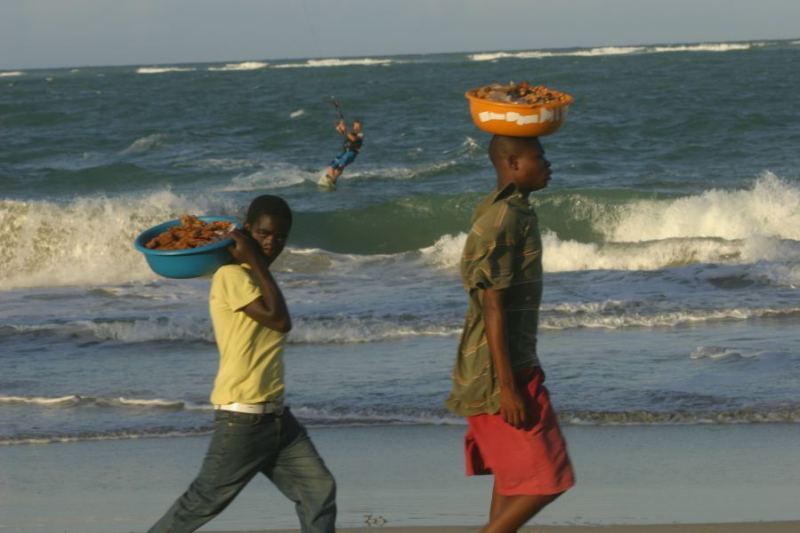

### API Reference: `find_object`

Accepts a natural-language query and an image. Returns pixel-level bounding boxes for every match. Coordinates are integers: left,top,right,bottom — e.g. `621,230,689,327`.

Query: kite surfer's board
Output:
318,172,336,191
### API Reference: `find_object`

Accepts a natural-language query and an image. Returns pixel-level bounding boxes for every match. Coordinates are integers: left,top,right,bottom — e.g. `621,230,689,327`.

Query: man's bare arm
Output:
483,288,527,427
229,231,292,333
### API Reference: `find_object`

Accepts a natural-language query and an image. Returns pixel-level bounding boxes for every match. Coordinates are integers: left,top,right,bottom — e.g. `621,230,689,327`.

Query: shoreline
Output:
208,524,800,533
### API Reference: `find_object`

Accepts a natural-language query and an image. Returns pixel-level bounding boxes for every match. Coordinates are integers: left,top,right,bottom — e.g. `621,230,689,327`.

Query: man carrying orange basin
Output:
446,134,575,533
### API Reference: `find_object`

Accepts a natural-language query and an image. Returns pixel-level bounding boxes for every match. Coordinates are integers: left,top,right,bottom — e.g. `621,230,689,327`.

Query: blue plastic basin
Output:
134,216,241,279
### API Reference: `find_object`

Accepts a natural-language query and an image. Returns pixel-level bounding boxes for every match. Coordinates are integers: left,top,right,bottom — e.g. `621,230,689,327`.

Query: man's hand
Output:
335,119,346,134
499,382,528,428
227,229,263,267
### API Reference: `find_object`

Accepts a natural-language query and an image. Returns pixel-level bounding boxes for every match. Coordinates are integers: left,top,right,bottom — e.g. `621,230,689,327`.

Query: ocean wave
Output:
471,46,647,61
540,306,800,330
300,405,800,427
1,314,460,345
0,71,24,77
469,51,555,61
421,174,800,276
560,407,800,426
0,190,239,290
121,133,167,154
5,301,799,347
196,157,261,171
0,394,207,410
0,427,212,446
344,159,465,182
3,404,799,445
601,173,800,242
650,42,753,53
273,58,394,69
468,42,755,62
2,175,798,290
213,164,313,192
422,231,800,280
289,317,460,344
136,66,196,74
568,46,646,56
289,109,305,119
207,61,268,72
214,157,468,192
690,345,756,361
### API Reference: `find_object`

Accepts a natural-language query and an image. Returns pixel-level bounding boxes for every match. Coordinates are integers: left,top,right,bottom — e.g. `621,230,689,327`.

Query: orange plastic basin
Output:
465,90,574,137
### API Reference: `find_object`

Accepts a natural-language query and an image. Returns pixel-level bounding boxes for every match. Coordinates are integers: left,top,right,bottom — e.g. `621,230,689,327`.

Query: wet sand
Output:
3,424,799,532
212,524,800,533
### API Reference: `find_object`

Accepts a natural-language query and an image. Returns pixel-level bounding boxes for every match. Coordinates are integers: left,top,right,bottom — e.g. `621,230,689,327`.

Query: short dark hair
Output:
245,195,293,227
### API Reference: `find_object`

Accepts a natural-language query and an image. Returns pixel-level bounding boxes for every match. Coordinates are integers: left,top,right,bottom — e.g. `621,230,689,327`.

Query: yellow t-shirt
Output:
208,264,285,405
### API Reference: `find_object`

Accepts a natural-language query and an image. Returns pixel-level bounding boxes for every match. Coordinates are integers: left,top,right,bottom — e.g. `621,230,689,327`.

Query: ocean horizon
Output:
2,37,797,72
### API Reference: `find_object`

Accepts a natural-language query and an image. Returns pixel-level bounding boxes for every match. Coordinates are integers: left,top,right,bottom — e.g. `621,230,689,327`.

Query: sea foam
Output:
421,174,800,277
136,66,195,74
2,400,797,447
121,133,167,154
208,61,268,71
0,190,238,290
2,175,798,290
469,42,755,62
273,58,394,69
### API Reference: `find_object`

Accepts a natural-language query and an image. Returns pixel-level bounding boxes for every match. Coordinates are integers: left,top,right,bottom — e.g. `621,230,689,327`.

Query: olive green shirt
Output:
446,183,543,417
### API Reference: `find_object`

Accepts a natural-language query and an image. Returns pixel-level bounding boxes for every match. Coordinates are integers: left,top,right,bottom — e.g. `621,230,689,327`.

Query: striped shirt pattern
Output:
446,183,543,416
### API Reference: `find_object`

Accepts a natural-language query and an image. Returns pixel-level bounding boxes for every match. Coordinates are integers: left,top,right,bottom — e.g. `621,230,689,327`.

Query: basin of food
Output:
465,81,573,137
134,215,240,279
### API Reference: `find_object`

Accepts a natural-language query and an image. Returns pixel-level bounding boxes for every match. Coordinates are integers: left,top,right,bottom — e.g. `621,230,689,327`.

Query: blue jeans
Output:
329,150,358,170
148,408,336,533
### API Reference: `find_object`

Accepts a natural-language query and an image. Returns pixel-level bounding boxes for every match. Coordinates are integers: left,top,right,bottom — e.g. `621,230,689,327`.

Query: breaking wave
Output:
273,58,394,69
469,41,757,61
2,174,798,290
121,133,167,154
136,66,195,74
3,400,799,445
207,61,268,71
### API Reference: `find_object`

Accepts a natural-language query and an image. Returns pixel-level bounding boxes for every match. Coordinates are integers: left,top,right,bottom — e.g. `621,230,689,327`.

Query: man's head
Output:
353,120,362,133
488,135,551,193
244,195,292,261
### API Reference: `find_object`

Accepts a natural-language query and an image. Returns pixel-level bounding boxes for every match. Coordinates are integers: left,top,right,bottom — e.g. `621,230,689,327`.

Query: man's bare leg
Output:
482,483,561,533
489,482,508,521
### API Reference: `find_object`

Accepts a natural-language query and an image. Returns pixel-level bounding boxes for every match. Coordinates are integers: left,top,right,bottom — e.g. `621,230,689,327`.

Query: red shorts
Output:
464,367,575,496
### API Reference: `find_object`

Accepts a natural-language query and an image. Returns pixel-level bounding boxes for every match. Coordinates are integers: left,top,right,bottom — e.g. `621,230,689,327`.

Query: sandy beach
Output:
2,424,799,532
210,524,800,533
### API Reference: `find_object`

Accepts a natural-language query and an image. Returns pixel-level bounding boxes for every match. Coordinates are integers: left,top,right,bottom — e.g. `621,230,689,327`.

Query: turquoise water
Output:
1,40,800,445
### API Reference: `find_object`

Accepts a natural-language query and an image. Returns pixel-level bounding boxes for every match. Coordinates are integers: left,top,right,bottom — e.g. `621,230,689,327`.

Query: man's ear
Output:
507,154,519,171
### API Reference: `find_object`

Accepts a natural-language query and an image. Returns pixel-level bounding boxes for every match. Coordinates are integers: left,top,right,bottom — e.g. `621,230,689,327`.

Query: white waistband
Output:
214,401,283,415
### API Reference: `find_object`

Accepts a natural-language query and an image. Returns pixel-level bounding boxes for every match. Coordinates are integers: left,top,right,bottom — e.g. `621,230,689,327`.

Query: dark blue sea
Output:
1,39,799,447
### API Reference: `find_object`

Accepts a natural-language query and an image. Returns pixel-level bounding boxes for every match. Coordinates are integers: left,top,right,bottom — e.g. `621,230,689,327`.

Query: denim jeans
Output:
148,408,336,533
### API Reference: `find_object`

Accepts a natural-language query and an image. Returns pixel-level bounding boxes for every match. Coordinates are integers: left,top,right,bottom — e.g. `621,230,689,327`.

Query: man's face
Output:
512,139,551,192
245,214,290,262
353,122,362,133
